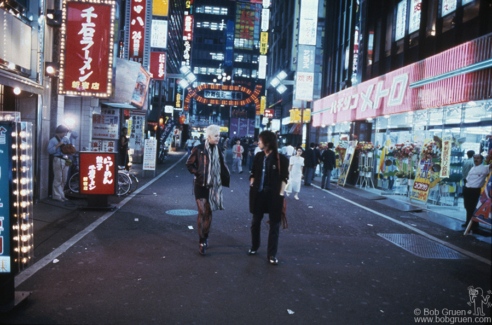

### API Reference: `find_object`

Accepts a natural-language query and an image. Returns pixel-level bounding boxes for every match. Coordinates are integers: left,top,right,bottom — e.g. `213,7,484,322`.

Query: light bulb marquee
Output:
184,84,263,111
0,112,34,277
58,0,116,97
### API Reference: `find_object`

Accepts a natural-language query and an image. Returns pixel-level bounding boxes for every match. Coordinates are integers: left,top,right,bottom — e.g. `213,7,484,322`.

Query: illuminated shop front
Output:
313,33,492,216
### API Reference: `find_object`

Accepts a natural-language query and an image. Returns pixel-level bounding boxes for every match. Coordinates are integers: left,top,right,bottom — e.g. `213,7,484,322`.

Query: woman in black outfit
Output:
186,125,230,255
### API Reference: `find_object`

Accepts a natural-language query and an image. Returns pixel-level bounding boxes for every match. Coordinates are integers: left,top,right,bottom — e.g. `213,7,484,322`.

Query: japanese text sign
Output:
80,153,117,195
440,135,452,178
59,0,115,97
150,52,166,80
264,109,274,118
183,15,194,41
411,139,432,203
129,0,147,63
299,0,318,45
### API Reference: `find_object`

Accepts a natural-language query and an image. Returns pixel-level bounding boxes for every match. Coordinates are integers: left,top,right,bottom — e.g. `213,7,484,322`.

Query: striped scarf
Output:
205,140,224,211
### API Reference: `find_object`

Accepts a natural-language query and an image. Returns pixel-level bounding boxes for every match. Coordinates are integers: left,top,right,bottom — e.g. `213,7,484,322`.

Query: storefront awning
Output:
102,102,137,109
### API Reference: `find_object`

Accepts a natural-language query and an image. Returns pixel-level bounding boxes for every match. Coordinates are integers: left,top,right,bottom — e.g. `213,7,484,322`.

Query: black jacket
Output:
321,149,336,170
249,151,289,217
302,147,317,168
186,143,230,188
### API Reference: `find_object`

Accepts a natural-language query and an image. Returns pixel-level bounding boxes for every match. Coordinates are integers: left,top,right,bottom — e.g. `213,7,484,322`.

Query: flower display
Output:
420,141,440,161
355,141,376,154
390,141,420,160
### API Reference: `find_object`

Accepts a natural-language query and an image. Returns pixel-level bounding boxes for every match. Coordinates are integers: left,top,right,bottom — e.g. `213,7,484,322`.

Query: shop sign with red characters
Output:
150,52,166,80
129,0,147,63
80,153,117,195
59,0,116,97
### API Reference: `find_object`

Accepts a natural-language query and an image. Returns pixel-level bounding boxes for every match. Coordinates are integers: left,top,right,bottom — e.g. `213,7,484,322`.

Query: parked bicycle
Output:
68,165,138,196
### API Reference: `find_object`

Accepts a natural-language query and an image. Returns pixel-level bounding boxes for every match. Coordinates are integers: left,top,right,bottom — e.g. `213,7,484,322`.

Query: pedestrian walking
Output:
47,125,70,202
320,142,336,190
462,154,492,231
186,125,230,255
232,139,244,173
302,143,317,186
192,136,201,148
185,137,195,159
119,127,129,169
249,131,289,265
285,147,304,200
282,142,295,160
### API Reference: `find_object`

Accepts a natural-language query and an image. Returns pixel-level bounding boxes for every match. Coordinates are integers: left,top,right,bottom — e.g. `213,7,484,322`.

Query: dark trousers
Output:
321,168,333,189
251,190,281,257
304,167,314,185
463,187,481,229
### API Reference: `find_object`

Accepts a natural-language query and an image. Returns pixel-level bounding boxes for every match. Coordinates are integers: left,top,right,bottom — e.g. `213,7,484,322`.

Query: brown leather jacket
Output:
186,143,230,188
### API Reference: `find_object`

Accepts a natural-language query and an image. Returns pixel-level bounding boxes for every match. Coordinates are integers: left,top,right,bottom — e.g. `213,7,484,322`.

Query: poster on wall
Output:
338,140,358,186
92,108,119,140
131,67,151,108
410,139,433,203
129,112,146,151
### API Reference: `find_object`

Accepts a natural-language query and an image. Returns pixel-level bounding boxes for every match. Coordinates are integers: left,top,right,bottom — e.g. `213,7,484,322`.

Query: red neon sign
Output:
150,52,166,80
264,109,274,118
183,15,193,41
79,153,117,195
129,0,147,63
59,1,115,96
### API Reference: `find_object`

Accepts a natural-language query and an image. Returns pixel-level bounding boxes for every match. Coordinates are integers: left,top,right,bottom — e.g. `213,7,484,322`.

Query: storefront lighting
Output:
179,79,190,88
64,116,76,128
13,87,21,95
366,118,373,122
321,124,326,127
270,77,280,88
180,66,191,75
384,115,390,118
213,78,217,82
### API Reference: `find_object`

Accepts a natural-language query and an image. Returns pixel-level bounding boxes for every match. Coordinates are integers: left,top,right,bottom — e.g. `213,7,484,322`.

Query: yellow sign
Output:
410,139,433,203
220,127,229,132
290,108,301,123
260,96,266,115
303,109,311,123
153,0,169,16
338,141,358,186
260,32,268,55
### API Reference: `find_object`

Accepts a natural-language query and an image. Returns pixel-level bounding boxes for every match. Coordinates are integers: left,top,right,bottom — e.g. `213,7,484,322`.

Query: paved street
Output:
2,152,491,325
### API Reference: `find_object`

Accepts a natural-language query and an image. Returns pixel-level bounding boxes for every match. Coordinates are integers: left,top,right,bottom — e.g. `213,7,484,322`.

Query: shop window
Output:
442,13,456,33
396,39,404,54
385,11,394,57
463,1,480,23
426,0,438,37
409,32,419,48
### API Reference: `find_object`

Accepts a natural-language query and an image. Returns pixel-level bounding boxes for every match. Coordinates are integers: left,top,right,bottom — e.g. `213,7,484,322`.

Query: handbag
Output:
61,144,76,155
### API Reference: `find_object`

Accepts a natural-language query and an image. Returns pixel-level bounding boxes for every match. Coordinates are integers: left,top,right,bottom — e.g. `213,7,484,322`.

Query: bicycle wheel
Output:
68,172,80,193
129,173,139,193
117,172,131,196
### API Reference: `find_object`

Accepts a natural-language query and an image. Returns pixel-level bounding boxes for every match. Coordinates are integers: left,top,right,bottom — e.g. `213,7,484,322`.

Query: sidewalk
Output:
309,173,492,244
32,151,187,236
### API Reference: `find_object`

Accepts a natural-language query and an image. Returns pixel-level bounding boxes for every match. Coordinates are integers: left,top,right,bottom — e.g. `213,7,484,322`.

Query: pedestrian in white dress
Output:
286,147,304,200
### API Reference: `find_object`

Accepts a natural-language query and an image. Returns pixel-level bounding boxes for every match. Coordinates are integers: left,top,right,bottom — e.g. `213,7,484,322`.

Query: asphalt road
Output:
2,152,491,325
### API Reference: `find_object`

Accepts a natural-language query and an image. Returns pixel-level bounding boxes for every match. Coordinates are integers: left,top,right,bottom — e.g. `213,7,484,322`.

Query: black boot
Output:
199,242,206,255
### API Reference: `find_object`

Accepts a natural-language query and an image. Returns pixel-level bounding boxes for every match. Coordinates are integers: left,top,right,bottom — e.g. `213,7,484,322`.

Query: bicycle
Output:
118,166,139,194
68,168,133,196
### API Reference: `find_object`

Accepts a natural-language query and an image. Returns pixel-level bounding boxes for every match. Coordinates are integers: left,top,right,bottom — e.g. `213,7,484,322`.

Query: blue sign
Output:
0,123,12,273
225,20,235,67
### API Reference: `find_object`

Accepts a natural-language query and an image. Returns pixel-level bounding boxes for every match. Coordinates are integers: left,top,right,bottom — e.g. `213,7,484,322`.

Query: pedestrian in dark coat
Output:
320,142,336,190
302,143,317,185
249,131,289,265
186,125,230,255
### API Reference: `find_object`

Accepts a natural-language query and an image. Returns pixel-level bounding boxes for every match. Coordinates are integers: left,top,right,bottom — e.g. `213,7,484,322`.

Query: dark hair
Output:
55,125,69,134
328,142,334,149
467,150,475,158
310,142,315,148
259,131,278,153
296,147,303,152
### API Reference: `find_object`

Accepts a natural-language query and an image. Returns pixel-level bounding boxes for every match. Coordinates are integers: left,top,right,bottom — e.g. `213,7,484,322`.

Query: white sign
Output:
92,108,119,140
143,138,157,170
395,0,407,41
151,20,168,49
295,71,314,101
263,0,270,8
261,9,270,32
165,105,174,113
462,0,474,4
258,55,267,79
408,0,422,34
101,140,116,152
441,0,457,17
299,0,318,45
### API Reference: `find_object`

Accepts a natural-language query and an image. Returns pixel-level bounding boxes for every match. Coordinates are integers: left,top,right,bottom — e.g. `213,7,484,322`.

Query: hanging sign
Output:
410,139,433,202
298,0,318,45
128,0,147,63
59,0,116,97
150,52,166,80
79,152,117,195
264,109,274,118
338,141,358,186
151,20,168,49
408,0,422,34
440,135,452,178
260,32,268,55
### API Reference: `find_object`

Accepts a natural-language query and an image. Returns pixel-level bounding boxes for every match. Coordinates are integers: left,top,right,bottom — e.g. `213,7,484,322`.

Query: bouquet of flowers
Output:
335,142,348,163
391,141,419,160
355,141,376,154
420,141,441,161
